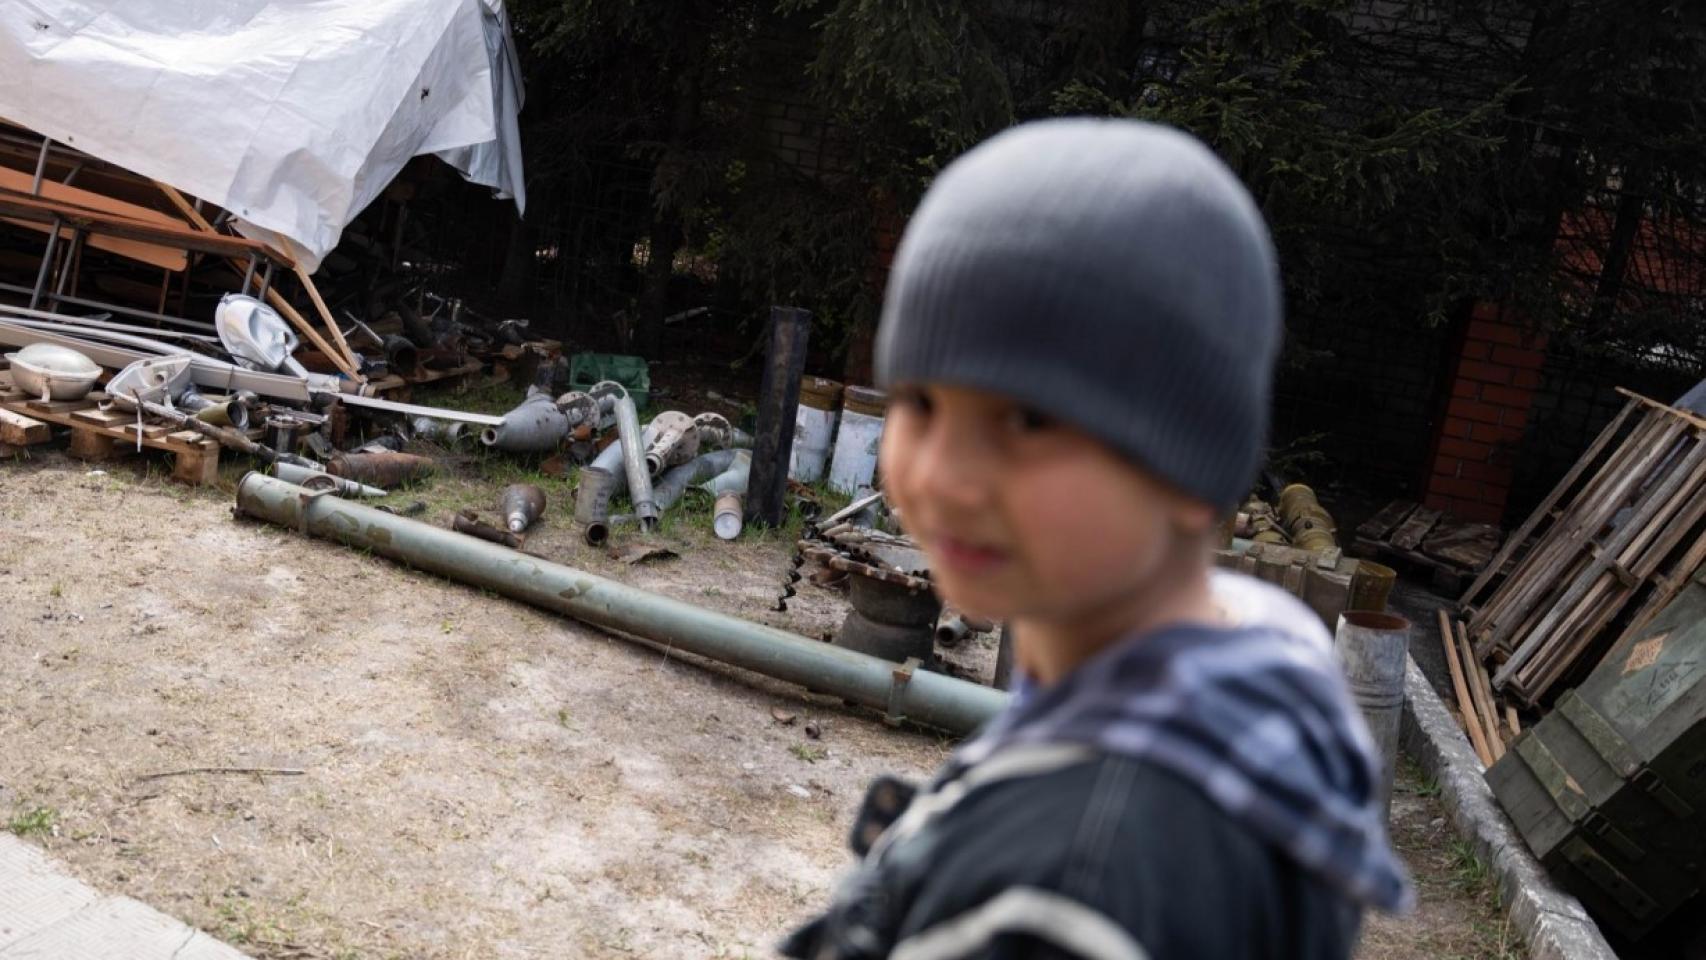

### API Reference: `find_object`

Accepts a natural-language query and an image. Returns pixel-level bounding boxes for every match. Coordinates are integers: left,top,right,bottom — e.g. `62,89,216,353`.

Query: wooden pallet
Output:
367,357,487,401
0,387,220,485
1459,389,1706,707
1351,500,1506,595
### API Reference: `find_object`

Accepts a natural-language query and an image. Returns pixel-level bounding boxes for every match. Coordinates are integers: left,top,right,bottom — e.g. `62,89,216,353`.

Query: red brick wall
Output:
1423,302,1547,523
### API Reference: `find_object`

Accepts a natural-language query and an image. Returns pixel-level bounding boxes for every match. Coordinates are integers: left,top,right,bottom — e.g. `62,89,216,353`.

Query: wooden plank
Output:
1440,608,1493,766
0,186,271,259
1460,396,1640,609
1505,705,1521,737
1457,620,1505,762
1422,521,1503,571
1389,506,1442,552
165,429,210,447
1617,385,1706,432
1356,500,1416,541
293,263,360,376
25,397,93,415
69,408,129,427
0,164,190,271
0,407,49,445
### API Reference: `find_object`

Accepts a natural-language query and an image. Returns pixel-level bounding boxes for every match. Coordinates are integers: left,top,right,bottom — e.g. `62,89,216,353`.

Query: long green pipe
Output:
234,472,1008,734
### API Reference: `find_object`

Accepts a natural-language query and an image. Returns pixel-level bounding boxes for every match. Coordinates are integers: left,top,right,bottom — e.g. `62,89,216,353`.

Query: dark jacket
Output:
784,573,1410,960
782,747,1359,959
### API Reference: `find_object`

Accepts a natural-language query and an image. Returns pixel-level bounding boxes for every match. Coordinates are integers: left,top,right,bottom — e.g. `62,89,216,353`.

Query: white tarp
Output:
0,0,525,270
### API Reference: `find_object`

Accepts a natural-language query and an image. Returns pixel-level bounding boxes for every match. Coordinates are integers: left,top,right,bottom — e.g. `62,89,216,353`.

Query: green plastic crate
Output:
568,353,650,410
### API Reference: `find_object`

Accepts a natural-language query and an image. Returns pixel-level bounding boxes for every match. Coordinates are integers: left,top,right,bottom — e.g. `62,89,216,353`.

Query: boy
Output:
782,119,1411,959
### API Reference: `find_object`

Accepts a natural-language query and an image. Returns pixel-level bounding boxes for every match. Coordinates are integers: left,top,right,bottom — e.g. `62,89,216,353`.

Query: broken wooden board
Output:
1422,521,1505,572
1357,500,1417,541
1389,506,1443,552
0,407,49,445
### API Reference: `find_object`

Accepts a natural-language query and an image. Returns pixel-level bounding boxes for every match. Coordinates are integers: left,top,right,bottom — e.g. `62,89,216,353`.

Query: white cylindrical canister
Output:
788,376,843,483
826,386,887,495
713,491,745,540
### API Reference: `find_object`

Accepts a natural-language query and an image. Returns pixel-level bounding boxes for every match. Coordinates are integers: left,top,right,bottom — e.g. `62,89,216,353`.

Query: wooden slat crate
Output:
1459,389,1706,707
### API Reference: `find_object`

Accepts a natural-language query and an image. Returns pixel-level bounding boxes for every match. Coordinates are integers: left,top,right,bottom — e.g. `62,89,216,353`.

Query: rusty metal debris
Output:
453,509,524,548
327,450,435,489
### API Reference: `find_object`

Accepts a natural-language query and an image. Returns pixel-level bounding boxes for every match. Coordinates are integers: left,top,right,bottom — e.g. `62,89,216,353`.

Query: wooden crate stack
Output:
1459,388,1706,708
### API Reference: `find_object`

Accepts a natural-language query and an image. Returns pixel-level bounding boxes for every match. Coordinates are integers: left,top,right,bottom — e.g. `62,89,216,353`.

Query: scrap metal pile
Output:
1215,482,1402,629
0,3,1025,747
791,492,997,671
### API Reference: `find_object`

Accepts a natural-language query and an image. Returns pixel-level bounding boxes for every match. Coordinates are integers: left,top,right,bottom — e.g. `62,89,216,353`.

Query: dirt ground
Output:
1361,762,1525,960
2,442,1520,959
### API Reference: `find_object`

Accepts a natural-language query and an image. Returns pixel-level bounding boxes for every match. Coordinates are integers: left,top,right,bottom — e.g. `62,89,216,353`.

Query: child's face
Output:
880,383,1216,625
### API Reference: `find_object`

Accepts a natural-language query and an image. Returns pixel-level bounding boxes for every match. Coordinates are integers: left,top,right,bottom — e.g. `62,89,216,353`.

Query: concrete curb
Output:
1400,655,1618,960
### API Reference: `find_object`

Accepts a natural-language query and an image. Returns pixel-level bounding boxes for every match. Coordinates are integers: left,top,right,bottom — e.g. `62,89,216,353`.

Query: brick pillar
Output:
1423,302,1547,524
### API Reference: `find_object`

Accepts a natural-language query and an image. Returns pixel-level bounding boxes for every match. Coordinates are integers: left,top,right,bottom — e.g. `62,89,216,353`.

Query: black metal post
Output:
746,306,811,528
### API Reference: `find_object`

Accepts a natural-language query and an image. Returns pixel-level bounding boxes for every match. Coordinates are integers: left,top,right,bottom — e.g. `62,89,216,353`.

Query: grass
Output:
7,805,59,838
1447,838,1493,895
789,743,828,763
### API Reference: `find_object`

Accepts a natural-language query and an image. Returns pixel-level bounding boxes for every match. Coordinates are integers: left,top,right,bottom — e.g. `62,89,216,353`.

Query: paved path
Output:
0,835,248,959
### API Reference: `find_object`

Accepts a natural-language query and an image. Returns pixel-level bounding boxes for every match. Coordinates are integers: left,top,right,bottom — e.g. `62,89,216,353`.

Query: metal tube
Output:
702,450,751,496
0,307,217,344
1333,611,1410,820
272,461,386,498
52,230,82,299
575,423,660,543
613,390,658,529
935,615,971,648
0,280,219,332
29,137,50,194
235,473,1007,734
651,448,741,512
30,216,62,309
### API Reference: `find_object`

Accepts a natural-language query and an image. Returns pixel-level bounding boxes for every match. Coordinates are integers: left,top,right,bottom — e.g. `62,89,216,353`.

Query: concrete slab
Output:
0,836,248,959
0,837,98,950
1400,655,1618,960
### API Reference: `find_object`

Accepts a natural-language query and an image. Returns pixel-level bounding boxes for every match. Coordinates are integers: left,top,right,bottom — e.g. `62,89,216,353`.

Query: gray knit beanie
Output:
875,118,1282,510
